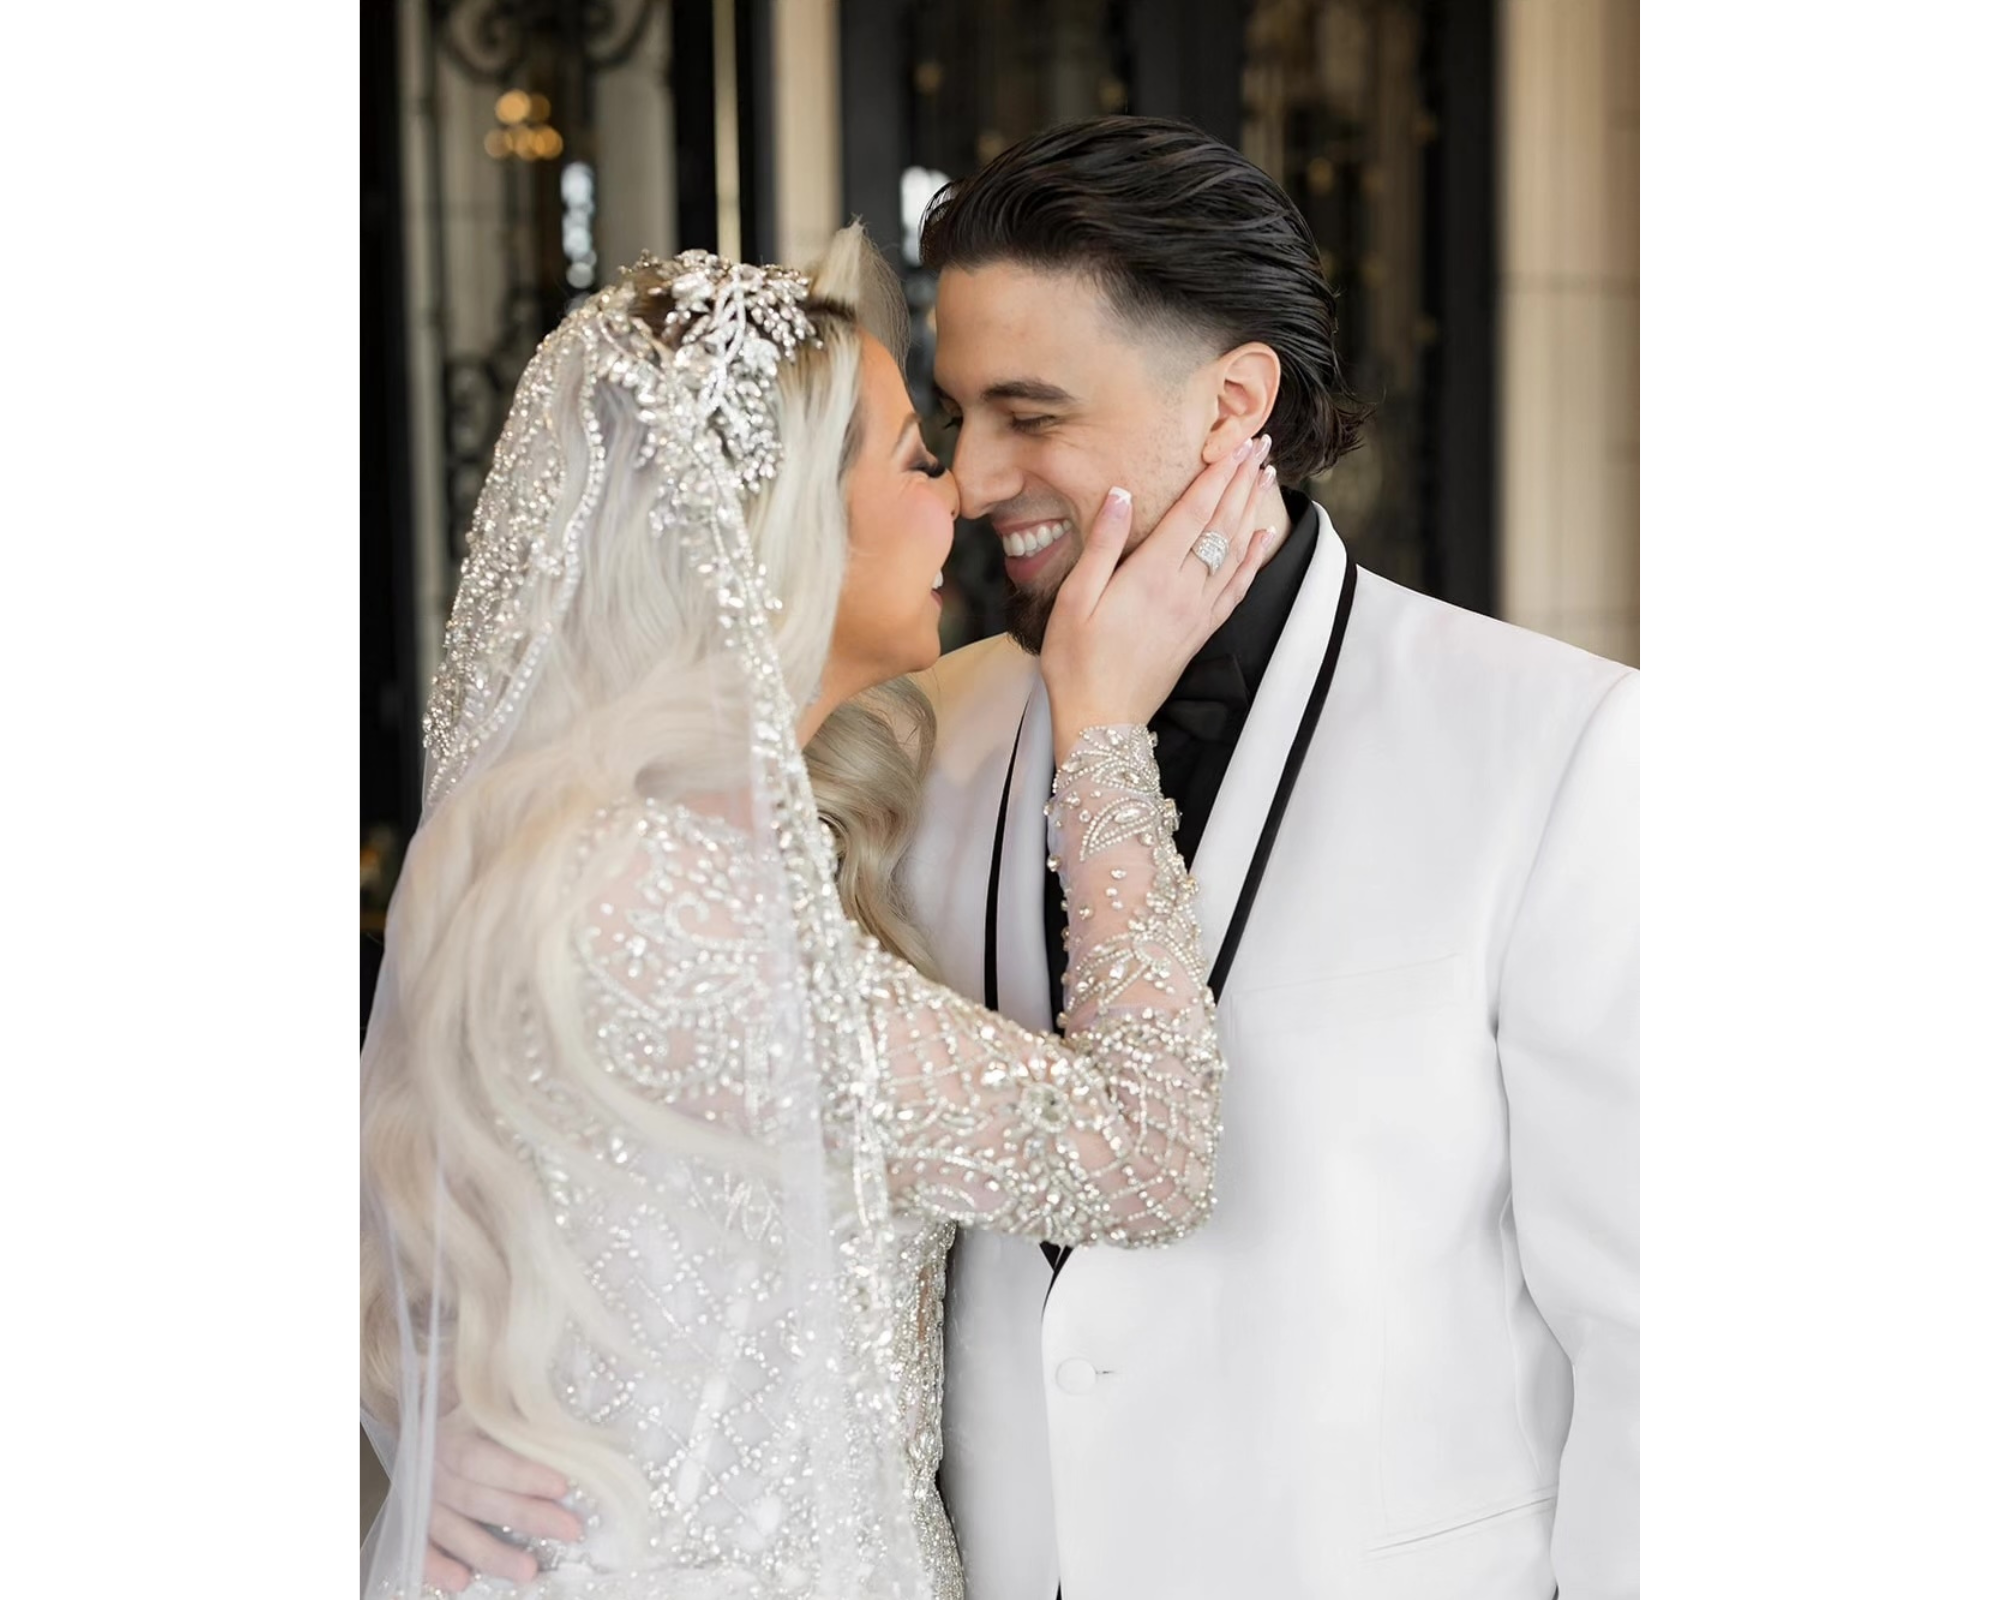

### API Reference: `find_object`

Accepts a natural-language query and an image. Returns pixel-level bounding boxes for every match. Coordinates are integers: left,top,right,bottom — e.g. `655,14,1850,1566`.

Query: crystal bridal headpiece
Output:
420,249,819,808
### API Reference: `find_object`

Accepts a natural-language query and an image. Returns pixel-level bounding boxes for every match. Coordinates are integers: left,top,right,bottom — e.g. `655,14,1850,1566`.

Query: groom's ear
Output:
1198,342,1282,466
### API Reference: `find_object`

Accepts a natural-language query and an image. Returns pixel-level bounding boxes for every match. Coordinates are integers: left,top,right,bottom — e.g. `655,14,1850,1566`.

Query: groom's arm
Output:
1496,671,1639,1600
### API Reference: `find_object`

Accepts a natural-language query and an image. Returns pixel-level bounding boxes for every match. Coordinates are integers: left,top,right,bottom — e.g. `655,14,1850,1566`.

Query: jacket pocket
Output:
1365,1486,1557,1557
1231,953,1471,1033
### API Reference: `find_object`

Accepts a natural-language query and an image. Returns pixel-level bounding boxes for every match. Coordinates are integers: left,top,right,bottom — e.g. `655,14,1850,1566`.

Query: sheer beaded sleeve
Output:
571,724,1224,1248
859,723,1225,1245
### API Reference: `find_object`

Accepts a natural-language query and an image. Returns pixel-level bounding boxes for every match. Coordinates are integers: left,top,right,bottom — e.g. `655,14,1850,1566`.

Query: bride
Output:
360,225,1276,1599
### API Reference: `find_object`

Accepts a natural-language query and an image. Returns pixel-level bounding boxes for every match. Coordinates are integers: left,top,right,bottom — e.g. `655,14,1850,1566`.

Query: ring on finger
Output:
1192,529,1229,575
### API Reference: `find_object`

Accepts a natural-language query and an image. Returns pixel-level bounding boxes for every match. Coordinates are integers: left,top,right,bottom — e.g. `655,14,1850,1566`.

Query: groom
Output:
428,117,1638,1598
904,118,1636,1600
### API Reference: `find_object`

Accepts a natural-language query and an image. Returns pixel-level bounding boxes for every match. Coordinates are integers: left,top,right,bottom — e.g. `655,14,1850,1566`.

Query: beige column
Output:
596,5,676,272
1498,0,1640,667
772,0,844,269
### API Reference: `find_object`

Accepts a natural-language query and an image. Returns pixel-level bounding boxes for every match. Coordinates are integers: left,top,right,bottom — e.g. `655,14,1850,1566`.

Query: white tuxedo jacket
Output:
905,509,1637,1600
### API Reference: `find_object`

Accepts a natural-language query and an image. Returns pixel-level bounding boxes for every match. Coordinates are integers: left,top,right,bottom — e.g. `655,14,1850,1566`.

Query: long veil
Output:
361,247,928,1597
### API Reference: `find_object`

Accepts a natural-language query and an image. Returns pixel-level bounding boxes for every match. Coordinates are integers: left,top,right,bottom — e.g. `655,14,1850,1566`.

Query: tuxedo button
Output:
1054,1358,1098,1394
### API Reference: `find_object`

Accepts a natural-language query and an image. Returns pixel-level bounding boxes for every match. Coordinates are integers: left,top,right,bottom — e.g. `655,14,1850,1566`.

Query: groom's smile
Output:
989,509,1077,585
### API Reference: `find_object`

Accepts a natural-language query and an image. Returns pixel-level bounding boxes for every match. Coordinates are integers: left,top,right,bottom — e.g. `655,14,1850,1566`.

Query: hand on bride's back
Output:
1040,434,1277,758
419,1408,583,1590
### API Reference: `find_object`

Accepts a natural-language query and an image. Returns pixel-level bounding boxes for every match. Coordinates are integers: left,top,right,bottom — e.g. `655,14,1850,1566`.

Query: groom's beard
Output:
1003,580,1058,655
998,541,1080,655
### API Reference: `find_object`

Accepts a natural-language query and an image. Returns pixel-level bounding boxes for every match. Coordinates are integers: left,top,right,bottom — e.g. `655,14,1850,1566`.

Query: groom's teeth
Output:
1000,519,1073,559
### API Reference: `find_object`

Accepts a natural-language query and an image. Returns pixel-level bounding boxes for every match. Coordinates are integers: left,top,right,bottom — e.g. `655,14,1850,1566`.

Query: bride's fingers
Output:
1194,449,1276,602
1189,438,1271,581
1051,485,1133,619
1210,527,1280,626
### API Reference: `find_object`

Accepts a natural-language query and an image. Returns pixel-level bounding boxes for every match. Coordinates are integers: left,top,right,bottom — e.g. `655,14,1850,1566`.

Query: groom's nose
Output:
943,424,1023,522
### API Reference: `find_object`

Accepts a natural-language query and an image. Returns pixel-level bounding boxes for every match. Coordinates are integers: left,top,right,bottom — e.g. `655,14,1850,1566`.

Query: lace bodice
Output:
438,726,1223,1599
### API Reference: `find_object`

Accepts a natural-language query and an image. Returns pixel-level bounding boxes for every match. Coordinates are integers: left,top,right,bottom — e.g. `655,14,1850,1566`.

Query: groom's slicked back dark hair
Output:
919,115,1367,485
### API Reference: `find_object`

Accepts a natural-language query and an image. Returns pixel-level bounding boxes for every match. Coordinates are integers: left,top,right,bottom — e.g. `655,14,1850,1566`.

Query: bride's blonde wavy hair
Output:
360,226,935,1535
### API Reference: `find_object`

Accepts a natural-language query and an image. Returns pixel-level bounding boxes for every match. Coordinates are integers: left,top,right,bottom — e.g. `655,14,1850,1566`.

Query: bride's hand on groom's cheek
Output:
424,1408,584,1590
1041,435,1278,757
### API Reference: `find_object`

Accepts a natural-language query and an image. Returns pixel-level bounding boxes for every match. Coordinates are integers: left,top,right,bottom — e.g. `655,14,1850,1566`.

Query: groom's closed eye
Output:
934,377,1076,431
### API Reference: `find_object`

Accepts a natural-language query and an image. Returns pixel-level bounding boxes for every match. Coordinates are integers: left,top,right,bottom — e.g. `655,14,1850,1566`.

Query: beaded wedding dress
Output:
359,243,1223,1600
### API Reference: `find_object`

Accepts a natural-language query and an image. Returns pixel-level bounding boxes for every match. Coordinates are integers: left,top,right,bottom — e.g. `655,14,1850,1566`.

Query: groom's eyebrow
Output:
932,378,1077,411
981,378,1076,406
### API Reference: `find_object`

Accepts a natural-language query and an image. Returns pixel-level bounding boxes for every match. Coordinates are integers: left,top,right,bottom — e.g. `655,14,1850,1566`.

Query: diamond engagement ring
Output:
1192,530,1229,575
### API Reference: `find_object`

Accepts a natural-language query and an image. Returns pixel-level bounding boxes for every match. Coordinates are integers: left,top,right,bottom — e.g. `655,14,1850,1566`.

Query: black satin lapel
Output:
1207,555,1360,1001
984,707,1029,1013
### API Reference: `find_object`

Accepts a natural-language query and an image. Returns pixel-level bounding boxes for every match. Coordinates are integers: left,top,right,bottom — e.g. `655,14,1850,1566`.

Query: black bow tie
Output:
1156,653,1250,744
